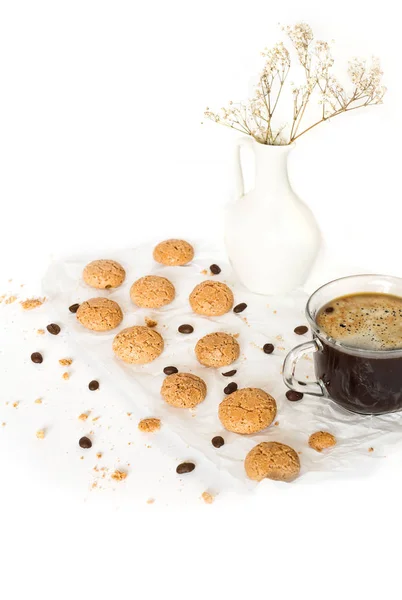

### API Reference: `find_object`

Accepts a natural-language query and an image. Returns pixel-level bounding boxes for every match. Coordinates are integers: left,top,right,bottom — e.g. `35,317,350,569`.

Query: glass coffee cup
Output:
283,274,402,415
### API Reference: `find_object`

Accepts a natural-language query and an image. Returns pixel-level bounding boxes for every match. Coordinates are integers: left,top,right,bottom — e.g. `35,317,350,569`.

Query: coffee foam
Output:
316,293,402,350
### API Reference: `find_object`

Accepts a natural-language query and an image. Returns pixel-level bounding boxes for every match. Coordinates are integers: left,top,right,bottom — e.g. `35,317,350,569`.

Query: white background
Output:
0,1,401,598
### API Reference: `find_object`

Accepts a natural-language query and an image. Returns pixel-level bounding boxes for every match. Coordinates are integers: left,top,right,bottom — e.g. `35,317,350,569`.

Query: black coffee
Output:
317,293,402,350
314,292,402,415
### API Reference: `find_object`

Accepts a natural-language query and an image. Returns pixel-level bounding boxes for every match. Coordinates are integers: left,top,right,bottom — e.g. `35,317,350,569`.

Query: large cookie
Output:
195,332,240,367
83,260,126,289
245,442,300,482
189,281,233,316
113,326,164,364
218,388,276,434
76,298,123,331
130,276,175,309
153,239,194,266
161,373,207,408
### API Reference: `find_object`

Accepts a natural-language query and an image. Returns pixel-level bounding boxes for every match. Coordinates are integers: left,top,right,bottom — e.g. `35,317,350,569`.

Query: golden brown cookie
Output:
189,281,234,316
138,418,161,432
113,326,164,364
218,388,276,434
153,239,194,266
195,332,240,367
83,260,126,289
245,441,300,482
161,373,207,408
308,431,336,452
130,276,175,309
76,298,123,331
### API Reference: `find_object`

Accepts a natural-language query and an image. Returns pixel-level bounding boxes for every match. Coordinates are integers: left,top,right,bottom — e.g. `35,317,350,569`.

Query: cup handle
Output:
283,339,326,397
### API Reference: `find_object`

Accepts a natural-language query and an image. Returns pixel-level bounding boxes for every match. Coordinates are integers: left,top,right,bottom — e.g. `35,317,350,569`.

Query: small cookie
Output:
189,281,234,316
130,276,175,309
195,332,240,367
138,418,161,433
83,260,126,289
245,442,300,482
113,326,164,364
153,239,194,266
76,298,123,331
308,431,336,452
218,388,276,434
161,373,207,408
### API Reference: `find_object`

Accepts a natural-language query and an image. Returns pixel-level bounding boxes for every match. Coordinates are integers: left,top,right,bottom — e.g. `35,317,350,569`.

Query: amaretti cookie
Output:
245,442,300,482
161,372,207,408
113,326,164,364
76,298,123,331
153,239,194,266
308,431,336,452
195,332,240,367
218,388,276,434
189,281,234,316
130,276,175,309
83,260,126,289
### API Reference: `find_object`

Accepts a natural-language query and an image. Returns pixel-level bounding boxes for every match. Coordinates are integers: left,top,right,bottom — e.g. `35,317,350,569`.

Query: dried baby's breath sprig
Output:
205,22,386,145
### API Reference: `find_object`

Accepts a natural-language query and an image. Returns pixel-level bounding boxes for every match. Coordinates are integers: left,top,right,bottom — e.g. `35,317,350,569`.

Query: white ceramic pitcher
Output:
225,137,321,295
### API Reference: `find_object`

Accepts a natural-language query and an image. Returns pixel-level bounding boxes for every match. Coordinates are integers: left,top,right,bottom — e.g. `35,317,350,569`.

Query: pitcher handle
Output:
234,136,254,199
283,339,326,397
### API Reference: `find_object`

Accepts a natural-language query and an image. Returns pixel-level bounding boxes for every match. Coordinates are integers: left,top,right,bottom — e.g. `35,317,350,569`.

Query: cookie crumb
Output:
36,429,45,439
62,372,70,380
92,416,100,422
201,491,214,504
145,317,158,328
274,421,279,426
78,413,90,421
146,498,155,504
59,358,73,366
20,297,46,310
201,269,208,275
127,412,132,417
37,329,45,335
2,422,6,427
5,296,17,304
34,398,42,404
368,447,374,453
111,469,127,481
96,452,102,459
12,401,19,408
138,418,161,433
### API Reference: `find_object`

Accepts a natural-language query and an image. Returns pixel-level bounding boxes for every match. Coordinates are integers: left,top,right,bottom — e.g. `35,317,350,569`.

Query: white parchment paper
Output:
43,242,402,485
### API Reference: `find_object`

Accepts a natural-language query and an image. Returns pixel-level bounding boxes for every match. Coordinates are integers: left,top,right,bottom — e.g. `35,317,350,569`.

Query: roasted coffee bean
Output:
233,303,247,313
31,352,43,364
163,366,179,375
224,382,238,395
286,390,304,402
69,303,80,313
88,380,99,391
210,264,221,275
294,325,308,335
325,306,334,314
222,369,237,377
212,436,225,448
178,324,194,334
79,436,92,449
46,323,61,335
176,462,195,474
263,343,274,354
